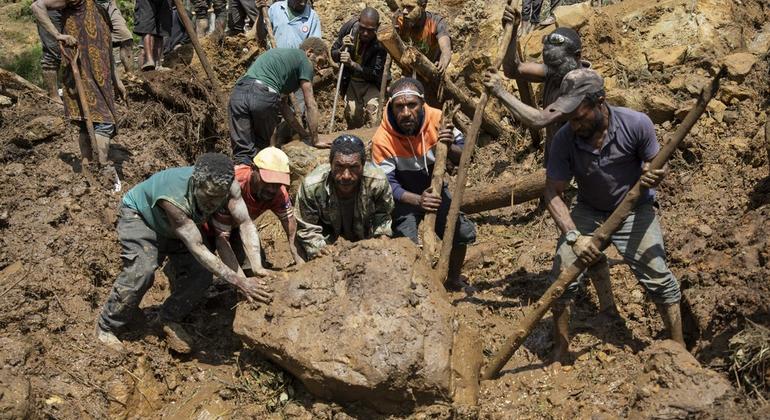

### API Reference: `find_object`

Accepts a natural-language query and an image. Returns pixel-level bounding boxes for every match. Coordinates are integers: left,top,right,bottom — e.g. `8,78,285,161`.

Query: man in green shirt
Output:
295,135,394,260
229,37,330,165
96,153,272,354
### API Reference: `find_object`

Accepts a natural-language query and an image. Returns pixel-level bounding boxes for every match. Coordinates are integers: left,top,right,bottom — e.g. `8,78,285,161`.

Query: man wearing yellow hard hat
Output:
206,147,305,272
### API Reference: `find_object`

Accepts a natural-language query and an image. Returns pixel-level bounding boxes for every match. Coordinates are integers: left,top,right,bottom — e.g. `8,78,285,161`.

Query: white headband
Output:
391,89,424,100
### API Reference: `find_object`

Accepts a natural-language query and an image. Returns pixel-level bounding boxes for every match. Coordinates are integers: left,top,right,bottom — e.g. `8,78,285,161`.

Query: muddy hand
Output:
340,50,352,65
420,187,442,213
435,53,451,74
438,126,454,145
239,277,272,304
572,236,602,266
483,68,503,93
502,5,521,29
342,34,354,48
640,162,666,188
57,34,78,47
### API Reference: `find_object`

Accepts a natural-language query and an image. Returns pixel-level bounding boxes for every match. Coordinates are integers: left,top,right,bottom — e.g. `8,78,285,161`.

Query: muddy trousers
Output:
522,0,561,24
228,78,281,165
392,186,477,246
344,79,380,129
549,202,681,304
98,206,213,333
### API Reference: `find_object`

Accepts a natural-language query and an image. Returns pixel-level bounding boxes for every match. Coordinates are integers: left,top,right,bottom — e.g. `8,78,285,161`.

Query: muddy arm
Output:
544,177,576,235
494,85,564,128
227,181,269,276
31,0,67,41
160,200,243,285
279,212,304,265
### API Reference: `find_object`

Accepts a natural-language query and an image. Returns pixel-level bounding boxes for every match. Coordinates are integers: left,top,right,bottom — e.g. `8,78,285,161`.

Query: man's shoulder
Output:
610,106,654,127
303,163,331,188
363,162,388,181
338,19,356,35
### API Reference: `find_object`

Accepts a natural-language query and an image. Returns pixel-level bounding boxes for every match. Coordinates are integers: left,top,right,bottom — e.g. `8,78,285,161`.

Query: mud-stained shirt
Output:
295,162,394,259
122,167,225,238
395,11,450,62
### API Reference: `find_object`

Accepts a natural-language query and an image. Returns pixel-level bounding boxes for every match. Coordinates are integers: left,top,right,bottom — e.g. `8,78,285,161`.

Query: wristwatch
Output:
565,229,581,246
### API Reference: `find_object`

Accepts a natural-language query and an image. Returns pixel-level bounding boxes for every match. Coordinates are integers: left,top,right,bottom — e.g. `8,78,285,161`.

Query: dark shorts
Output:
193,0,226,17
134,0,173,37
392,185,477,246
228,78,281,165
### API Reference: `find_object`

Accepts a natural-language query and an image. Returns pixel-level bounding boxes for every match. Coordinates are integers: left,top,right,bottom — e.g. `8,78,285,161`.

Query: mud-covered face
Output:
288,0,307,13
401,0,424,26
307,50,328,71
331,153,364,197
193,180,229,215
542,43,580,81
568,101,604,140
391,94,424,135
251,170,281,202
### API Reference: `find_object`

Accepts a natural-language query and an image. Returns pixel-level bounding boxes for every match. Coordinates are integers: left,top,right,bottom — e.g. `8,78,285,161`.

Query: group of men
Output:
31,0,685,368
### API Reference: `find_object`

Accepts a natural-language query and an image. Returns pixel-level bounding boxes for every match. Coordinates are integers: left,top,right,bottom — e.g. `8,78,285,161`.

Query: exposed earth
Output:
0,0,769,418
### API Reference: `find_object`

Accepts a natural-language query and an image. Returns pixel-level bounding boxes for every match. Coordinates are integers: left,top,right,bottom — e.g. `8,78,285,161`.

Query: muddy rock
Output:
630,341,733,418
723,52,758,81
645,46,688,71
553,2,592,30
707,99,727,123
0,368,31,419
233,238,479,413
644,94,677,124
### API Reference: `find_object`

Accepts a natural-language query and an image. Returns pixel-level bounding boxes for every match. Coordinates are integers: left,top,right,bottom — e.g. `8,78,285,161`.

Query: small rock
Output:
0,95,12,108
553,2,593,29
23,115,66,143
646,46,688,71
723,52,758,80
697,224,713,238
718,82,754,103
723,110,740,125
748,23,770,54
218,388,235,400
630,289,645,303
644,95,678,123
707,100,727,123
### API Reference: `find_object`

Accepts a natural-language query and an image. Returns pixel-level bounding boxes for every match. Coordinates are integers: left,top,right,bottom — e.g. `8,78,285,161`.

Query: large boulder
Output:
553,2,593,30
233,238,481,413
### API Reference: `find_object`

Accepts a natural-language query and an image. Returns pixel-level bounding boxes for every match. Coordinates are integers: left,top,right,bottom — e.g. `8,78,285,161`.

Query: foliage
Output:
0,45,44,87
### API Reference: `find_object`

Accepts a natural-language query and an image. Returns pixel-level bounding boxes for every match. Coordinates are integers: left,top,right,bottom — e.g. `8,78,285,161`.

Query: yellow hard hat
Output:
253,147,291,186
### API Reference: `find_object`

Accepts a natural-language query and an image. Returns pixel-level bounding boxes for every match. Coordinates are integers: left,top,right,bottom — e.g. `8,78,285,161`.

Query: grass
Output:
729,320,770,403
0,44,43,87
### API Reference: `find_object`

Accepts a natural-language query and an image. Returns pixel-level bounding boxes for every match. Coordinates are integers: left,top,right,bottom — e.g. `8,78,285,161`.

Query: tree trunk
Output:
377,25,504,138
460,169,546,214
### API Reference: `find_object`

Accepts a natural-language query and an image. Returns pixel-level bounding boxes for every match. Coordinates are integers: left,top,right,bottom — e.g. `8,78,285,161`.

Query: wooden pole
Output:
514,43,543,148
765,118,770,177
60,44,100,167
377,26,504,138
172,0,223,102
460,169,546,214
434,0,518,285
481,68,725,380
262,6,277,48
376,54,392,123
421,102,461,262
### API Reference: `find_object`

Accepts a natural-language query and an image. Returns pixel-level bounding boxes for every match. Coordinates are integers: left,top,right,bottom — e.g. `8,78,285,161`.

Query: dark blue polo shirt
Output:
547,106,659,212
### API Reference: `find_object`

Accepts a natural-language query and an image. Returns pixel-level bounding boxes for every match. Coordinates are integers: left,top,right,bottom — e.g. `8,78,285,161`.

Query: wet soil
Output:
0,0,769,418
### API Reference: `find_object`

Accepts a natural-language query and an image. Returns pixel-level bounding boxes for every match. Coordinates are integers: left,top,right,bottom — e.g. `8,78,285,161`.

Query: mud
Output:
234,237,480,413
0,0,769,417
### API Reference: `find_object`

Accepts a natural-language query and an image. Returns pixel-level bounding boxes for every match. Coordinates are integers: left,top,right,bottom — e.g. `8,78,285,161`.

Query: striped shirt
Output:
372,104,464,201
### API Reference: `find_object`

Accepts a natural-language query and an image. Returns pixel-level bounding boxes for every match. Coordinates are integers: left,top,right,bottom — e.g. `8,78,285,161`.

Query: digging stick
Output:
421,101,460,262
172,0,223,102
433,0,519,285
765,118,769,177
59,44,100,168
482,67,725,380
376,54,392,123
262,6,277,48
328,59,345,133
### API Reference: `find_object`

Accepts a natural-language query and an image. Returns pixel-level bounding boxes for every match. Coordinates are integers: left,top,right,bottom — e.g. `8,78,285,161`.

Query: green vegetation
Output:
0,45,43,87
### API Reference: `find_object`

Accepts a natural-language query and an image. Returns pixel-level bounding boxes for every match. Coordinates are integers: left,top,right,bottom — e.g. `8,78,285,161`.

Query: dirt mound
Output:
233,237,481,413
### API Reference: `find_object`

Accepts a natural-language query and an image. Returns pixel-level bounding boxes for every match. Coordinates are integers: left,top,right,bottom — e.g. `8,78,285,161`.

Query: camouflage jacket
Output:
295,162,394,259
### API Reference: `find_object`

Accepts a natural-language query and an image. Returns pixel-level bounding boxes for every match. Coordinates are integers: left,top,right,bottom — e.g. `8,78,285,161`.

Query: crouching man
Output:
96,153,271,354
295,135,394,260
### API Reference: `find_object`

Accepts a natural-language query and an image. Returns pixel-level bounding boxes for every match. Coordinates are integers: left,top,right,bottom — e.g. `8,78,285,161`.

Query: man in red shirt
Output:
209,147,304,271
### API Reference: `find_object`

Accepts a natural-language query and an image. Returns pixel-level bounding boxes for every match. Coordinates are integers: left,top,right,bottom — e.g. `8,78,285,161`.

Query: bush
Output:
0,45,44,87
